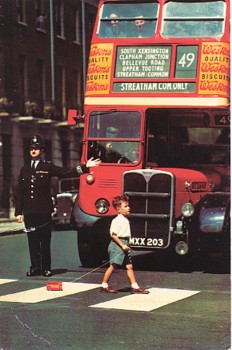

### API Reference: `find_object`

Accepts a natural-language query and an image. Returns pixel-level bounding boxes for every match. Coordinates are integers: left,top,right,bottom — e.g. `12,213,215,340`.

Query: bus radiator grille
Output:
123,171,174,245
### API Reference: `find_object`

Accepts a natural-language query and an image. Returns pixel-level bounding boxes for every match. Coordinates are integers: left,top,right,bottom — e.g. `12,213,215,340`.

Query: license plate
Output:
129,237,164,247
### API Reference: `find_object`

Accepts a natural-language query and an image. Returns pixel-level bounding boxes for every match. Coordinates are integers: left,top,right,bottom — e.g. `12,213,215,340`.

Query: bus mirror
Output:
67,109,85,125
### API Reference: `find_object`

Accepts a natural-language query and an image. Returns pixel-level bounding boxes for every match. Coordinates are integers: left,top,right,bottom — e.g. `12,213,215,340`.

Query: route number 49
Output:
175,46,198,77
178,53,195,67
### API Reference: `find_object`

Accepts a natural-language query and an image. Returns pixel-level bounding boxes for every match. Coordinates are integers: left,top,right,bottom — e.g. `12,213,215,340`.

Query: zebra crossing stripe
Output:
0,282,101,304
0,279,17,285
90,288,200,312
0,280,200,310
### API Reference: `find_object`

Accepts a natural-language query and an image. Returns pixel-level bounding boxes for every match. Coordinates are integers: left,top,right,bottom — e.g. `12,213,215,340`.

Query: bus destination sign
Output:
113,82,196,93
115,46,171,78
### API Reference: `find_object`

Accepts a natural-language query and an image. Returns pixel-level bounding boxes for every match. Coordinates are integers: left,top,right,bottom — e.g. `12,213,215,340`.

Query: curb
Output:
0,220,25,236
0,229,25,237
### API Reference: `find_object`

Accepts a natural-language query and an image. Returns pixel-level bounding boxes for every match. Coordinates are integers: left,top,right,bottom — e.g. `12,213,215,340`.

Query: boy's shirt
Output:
110,213,131,238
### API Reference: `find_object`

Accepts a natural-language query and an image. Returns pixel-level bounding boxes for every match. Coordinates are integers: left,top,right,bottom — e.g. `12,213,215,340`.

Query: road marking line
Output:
90,288,200,312
0,282,101,304
0,279,17,285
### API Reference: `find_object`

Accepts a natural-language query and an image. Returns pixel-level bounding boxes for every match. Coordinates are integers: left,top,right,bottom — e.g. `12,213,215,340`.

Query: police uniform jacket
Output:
15,161,88,216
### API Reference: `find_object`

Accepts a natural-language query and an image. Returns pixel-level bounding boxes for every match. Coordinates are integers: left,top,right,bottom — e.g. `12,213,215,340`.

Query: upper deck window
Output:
98,2,159,38
162,1,226,38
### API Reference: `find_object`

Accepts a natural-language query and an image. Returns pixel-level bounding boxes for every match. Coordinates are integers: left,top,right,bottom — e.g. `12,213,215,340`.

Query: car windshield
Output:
87,111,141,164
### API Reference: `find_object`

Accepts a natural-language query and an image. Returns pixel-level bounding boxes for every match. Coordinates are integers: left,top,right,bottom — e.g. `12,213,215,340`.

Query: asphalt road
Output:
0,229,230,350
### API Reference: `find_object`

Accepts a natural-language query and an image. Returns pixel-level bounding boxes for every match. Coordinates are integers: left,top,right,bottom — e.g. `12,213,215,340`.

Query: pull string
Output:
70,248,135,284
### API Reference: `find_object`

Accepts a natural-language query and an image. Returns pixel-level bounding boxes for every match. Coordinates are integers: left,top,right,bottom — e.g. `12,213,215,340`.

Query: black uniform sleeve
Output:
78,164,88,174
49,162,89,178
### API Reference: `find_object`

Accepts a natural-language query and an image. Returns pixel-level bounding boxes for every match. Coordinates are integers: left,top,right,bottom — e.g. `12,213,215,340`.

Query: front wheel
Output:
77,228,109,267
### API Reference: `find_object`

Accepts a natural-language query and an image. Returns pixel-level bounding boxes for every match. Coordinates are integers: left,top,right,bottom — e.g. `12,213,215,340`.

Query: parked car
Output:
52,177,79,229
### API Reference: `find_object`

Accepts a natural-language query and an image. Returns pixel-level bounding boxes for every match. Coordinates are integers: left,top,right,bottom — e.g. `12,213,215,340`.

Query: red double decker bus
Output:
70,0,230,267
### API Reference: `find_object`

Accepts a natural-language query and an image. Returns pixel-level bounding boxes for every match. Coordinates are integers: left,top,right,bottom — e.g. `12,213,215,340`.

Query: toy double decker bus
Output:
70,0,230,267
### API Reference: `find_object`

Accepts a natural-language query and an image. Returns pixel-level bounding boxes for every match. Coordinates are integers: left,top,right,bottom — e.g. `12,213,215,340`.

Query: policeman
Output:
15,135,101,277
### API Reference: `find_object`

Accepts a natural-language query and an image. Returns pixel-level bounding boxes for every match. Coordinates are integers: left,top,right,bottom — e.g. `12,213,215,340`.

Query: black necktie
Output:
32,161,36,169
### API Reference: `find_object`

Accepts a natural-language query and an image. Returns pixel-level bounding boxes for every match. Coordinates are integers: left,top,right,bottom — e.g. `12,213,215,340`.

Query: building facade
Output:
0,0,98,218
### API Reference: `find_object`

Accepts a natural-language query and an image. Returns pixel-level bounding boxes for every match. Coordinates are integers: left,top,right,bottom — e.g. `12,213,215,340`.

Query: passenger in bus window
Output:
105,13,125,38
131,15,153,38
134,16,145,36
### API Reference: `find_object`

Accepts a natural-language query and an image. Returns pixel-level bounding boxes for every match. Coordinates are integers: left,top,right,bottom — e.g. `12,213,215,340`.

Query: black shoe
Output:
42,270,52,277
26,268,41,277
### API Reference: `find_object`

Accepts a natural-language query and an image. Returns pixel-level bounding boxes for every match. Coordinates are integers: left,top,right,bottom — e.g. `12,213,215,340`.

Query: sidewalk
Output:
0,218,25,236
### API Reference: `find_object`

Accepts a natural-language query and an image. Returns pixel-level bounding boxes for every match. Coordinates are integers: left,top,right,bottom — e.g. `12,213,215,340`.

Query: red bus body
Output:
71,0,230,267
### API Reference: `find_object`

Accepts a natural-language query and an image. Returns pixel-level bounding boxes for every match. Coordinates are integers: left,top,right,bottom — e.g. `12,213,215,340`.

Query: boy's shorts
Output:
108,238,132,266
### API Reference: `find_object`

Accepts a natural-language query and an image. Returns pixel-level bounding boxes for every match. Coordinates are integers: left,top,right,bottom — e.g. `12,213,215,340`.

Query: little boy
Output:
100,195,149,294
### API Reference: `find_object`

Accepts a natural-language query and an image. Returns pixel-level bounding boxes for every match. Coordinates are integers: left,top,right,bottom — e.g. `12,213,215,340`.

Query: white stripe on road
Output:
0,279,17,285
90,288,200,312
0,280,200,311
0,282,101,304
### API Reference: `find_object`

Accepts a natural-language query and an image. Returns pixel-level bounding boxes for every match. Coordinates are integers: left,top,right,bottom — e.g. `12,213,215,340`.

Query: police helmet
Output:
29,135,45,150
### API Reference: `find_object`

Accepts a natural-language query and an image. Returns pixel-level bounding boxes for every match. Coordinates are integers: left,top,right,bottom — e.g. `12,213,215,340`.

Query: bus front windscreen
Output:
87,111,141,164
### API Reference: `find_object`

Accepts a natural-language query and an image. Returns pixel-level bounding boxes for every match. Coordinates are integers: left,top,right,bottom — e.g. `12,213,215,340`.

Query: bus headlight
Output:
95,199,109,214
181,202,194,217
